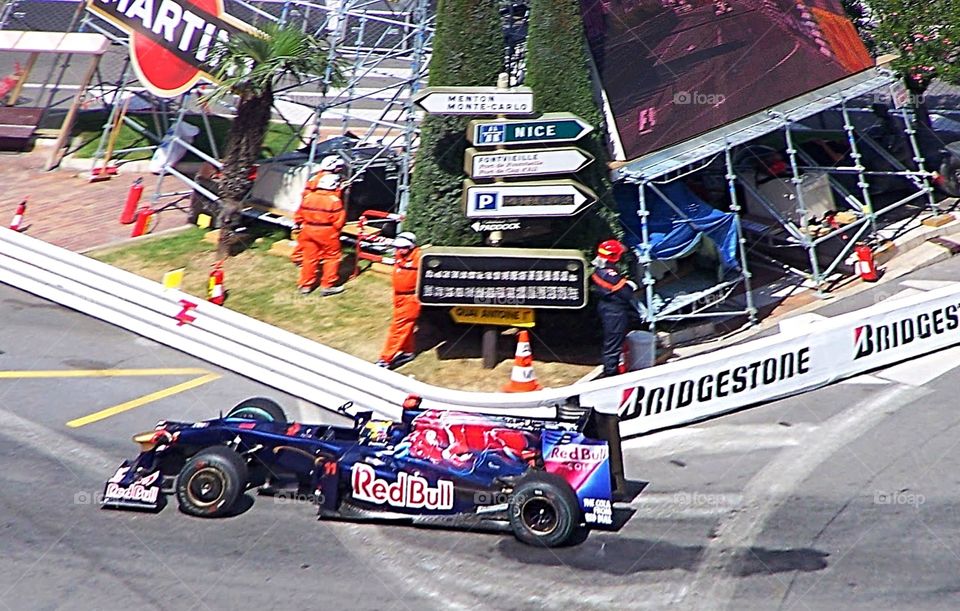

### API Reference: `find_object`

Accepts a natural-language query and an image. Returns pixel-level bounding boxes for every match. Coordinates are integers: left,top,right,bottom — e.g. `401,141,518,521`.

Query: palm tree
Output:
203,22,342,255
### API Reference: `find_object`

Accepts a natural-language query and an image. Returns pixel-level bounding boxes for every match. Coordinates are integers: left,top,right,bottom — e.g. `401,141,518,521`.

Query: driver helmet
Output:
361,420,394,444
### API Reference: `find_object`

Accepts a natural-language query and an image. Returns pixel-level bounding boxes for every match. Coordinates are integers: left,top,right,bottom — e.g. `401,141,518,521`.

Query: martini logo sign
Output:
86,0,255,97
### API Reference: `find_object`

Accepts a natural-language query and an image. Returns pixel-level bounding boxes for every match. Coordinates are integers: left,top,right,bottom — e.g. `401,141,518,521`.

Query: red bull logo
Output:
546,444,608,462
351,463,454,511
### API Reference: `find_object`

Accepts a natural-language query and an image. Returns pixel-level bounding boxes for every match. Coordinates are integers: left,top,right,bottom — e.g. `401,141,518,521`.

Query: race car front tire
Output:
226,397,287,423
176,446,249,518
508,473,584,547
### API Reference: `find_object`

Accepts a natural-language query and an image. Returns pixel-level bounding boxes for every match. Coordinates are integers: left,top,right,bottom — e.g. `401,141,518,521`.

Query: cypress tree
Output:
524,0,619,251
404,0,504,246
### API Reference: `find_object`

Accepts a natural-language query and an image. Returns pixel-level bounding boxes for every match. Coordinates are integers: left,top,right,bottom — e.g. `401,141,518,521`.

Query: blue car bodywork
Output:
102,399,621,546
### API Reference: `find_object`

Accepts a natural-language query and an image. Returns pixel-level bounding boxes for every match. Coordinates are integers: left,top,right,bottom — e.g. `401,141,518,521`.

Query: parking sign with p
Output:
473,192,500,212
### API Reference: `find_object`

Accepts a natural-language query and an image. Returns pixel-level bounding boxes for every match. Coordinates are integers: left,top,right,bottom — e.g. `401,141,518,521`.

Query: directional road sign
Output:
413,86,534,115
464,147,593,179
470,219,523,232
468,113,594,146
449,306,536,328
463,179,597,218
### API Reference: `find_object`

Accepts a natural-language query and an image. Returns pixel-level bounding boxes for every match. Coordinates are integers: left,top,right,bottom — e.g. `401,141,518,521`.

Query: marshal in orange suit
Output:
377,231,421,368
292,155,344,267
295,173,346,296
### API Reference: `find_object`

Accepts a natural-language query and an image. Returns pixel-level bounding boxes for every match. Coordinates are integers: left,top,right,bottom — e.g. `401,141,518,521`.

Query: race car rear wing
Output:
577,408,627,501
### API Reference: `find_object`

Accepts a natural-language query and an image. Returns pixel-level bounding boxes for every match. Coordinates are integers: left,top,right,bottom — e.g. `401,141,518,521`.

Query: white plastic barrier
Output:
3,226,960,437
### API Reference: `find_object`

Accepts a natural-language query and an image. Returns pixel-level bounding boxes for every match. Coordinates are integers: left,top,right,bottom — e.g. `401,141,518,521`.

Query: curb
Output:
80,223,195,256
58,155,203,176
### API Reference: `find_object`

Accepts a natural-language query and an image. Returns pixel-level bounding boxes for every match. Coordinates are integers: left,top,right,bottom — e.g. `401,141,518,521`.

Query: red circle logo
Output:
130,0,222,96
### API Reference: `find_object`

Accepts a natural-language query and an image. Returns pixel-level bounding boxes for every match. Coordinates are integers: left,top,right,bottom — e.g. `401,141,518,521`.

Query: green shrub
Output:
404,0,504,246
525,0,620,251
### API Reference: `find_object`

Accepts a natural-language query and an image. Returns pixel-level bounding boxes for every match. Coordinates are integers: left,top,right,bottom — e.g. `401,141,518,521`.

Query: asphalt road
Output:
4,256,960,609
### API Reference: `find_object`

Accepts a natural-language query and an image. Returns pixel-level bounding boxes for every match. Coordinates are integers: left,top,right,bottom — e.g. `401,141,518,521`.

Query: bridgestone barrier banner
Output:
580,288,960,436
4,227,960,439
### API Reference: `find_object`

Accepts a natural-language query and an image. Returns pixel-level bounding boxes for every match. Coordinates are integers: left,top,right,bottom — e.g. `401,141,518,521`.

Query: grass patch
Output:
70,111,303,162
90,229,598,391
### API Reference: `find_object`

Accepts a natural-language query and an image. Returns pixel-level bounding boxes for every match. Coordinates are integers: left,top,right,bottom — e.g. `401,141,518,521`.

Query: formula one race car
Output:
102,396,622,547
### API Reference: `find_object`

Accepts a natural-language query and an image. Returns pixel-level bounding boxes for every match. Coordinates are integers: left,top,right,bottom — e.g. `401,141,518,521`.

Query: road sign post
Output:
463,179,597,218
413,86,534,115
464,147,593,178
468,113,594,146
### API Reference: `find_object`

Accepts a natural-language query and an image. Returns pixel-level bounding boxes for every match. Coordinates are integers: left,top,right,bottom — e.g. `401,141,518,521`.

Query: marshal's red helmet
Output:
596,239,626,263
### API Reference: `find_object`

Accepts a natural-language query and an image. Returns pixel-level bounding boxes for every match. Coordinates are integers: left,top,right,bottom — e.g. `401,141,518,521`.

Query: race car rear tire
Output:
508,472,584,547
176,446,249,518
226,397,287,423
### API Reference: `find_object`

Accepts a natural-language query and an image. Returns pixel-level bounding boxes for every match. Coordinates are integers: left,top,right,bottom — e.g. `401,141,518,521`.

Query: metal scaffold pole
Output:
724,140,757,324
784,122,826,295
839,97,877,234
397,0,429,219
897,97,939,212
635,180,657,332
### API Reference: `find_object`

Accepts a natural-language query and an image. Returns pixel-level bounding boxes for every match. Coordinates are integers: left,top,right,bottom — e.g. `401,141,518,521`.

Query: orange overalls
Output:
295,185,345,290
380,247,421,362
292,172,342,266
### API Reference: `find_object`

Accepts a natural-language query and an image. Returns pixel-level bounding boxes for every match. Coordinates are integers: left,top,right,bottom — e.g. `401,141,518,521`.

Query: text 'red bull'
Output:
544,443,608,490
351,463,454,511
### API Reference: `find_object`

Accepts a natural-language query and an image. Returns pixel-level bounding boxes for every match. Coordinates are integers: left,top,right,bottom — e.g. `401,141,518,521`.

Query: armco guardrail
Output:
3,226,960,437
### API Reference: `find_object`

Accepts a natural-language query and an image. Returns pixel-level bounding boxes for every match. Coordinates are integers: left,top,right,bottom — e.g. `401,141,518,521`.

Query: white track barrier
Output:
3,226,960,437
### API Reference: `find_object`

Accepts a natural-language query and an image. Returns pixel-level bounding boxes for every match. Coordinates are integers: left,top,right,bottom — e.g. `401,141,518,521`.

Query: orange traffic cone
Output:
9,199,26,231
502,330,543,392
207,260,226,305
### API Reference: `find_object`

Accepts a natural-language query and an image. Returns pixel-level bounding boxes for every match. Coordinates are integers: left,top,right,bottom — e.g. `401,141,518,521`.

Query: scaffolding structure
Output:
64,0,436,216
621,153,758,332
615,68,955,330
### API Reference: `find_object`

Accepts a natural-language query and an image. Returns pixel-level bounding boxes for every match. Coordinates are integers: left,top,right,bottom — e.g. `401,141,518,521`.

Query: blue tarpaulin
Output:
615,181,741,272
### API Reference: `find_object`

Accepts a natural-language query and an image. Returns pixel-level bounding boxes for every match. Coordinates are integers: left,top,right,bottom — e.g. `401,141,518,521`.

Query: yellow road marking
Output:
66,373,221,428
0,368,211,379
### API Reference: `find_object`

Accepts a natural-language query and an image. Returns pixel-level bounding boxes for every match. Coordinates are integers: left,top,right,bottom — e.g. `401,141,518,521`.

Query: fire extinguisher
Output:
130,207,154,237
854,243,879,282
121,177,144,224
207,261,226,305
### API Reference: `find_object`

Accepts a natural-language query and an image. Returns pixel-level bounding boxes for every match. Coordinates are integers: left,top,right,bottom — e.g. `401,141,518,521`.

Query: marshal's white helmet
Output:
318,155,345,172
394,231,416,249
316,173,342,191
